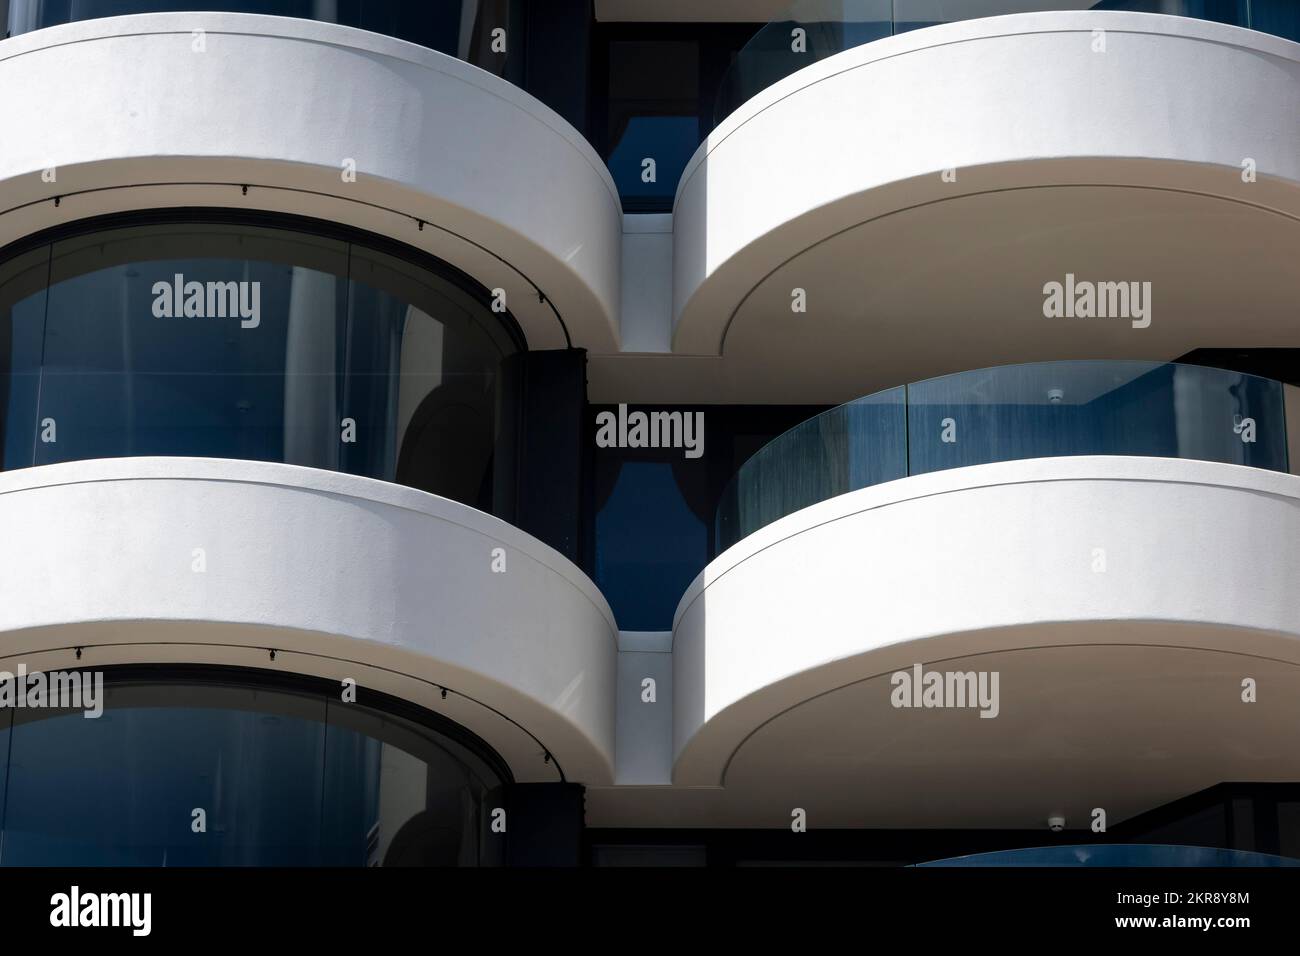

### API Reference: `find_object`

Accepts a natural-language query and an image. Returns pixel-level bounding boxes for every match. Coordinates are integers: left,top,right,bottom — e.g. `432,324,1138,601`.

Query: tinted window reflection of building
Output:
0,672,505,866
595,460,708,631
5,1,526,81
591,405,825,630
323,697,504,867
0,217,518,510
0,247,46,469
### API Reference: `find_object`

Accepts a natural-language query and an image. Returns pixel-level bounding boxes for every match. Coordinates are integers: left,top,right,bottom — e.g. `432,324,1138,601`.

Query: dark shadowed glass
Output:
715,361,1289,554
5,1,526,83
0,670,505,866
715,0,1294,125
0,217,518,509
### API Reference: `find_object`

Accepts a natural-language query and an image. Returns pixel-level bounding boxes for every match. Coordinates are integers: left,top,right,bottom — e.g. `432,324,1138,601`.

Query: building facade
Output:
1,0,1299,866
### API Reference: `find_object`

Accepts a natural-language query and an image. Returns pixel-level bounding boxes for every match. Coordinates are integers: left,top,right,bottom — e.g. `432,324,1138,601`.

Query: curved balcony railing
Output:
3,2,526,84
715,0,1300,125
715,361,1290,554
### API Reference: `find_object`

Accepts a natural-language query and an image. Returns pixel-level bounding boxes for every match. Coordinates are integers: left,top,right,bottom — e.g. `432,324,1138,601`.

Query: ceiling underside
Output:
591,184,1300,404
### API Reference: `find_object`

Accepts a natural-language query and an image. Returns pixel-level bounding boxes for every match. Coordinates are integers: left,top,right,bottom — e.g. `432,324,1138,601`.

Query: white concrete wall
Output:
673,457,1300,785
619,214,674,354
0,13,623,352
0,458,619,784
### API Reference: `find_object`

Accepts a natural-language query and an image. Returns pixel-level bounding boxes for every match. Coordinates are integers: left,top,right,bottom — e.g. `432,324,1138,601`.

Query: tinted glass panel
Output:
0,247,48,469
0,672,504,866
605,40,703,211
0,218,517,508
6,1,525,81
716,362,1289,554
1253,0,1300,42
347,245,508,505
4,684,328,865
322,701,500,866
607,116,700,209
595,460,707,629
35,225,349,467
715,387,907,553
715,0,1289,123
906,362,1286,475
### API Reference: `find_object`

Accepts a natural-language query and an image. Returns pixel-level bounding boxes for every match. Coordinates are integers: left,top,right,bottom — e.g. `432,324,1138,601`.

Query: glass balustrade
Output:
4,1,526,84
715,360,1289,553
715,0,1300,124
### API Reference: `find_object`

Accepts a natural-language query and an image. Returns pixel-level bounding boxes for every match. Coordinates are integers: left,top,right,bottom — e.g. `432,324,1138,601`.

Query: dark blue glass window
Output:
0,247,47,469
3,684,328,865
892,1,1249,34
906,362,1287,476
606,116,700,210
594,460,707,630
0,217,518,508
5,1,525,82
1252,0,1300,42
34,227,350,467
715,362,1289,553
0,671,504,866
603,39,705,212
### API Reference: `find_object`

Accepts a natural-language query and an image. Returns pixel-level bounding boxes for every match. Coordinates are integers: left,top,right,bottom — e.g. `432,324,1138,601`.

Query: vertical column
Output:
494,348,589,568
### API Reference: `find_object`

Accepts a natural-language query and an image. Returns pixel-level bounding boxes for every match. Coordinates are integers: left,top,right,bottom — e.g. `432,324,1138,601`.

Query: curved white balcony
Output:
0,12,623,352
672,12,1300,404
672,457,1300,826
0,458,619,785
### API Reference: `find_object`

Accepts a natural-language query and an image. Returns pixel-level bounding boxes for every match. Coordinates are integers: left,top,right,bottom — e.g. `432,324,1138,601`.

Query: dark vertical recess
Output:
493,348,590,570
524,0,593,138
502,783,584,866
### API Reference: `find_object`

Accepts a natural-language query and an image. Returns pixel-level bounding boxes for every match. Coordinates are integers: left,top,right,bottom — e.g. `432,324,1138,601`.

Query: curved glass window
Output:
0,668,507,866
0,215,519,509
716,0,1300,124
4,1,526,84
715,361,1290,553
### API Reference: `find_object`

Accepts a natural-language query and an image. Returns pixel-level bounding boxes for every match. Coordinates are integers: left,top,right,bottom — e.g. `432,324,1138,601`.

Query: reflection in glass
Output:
715,387,906,553
715,0,1295,124
0,217,518,509
0,247,48,470
5,1,526,82
716,362,1289,554
714,0,892,125
905,361,1286,475
595,461,707,630
0,671,505,866
606,116,701,209
323,699,501,866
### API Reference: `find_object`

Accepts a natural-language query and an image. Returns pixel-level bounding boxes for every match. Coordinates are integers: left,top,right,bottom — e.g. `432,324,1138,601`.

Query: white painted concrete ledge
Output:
0,457,619,784
0,13,624,352
672,11,1300,354
673,457,1300,785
